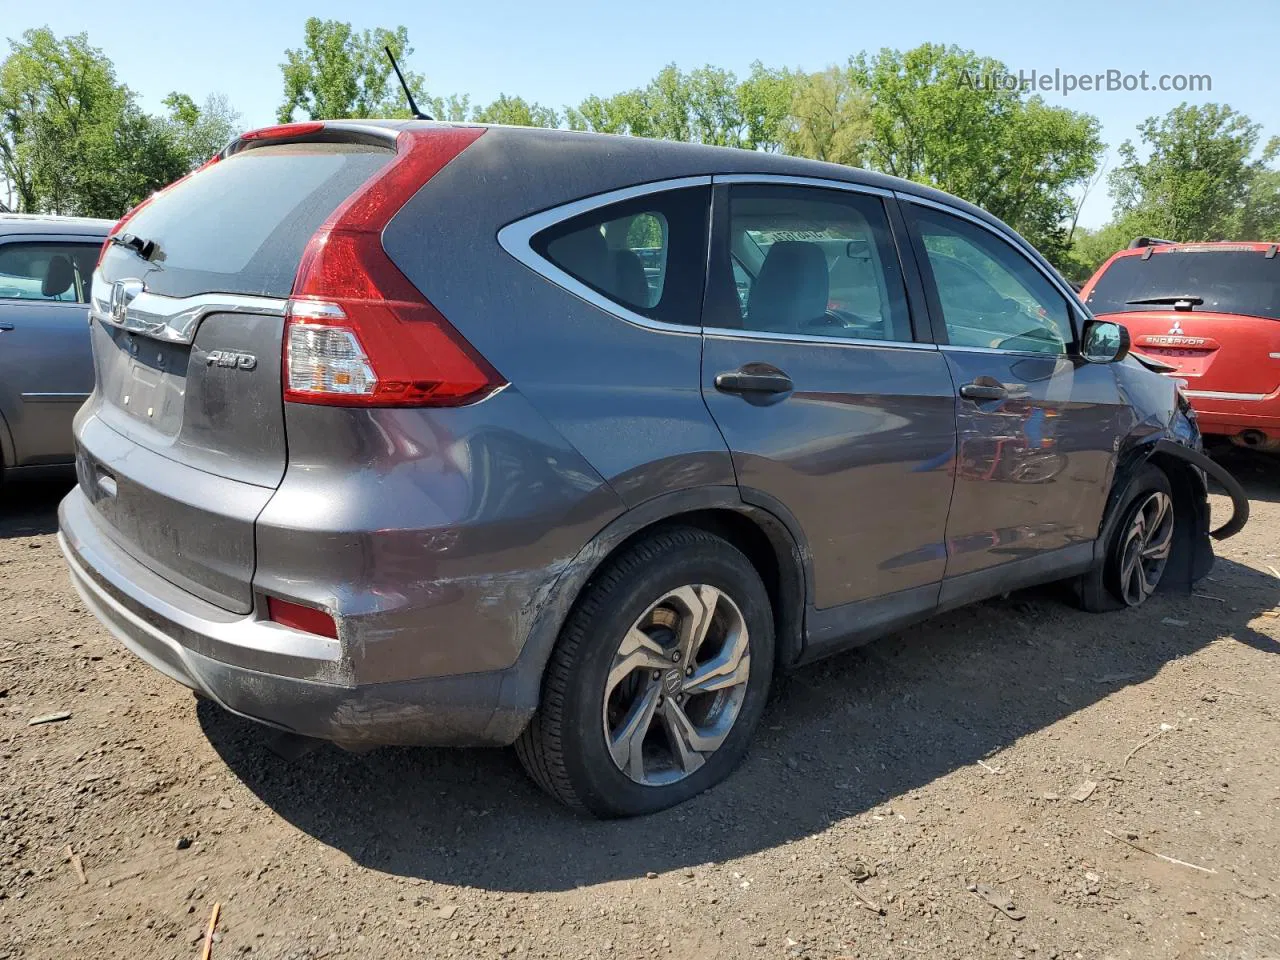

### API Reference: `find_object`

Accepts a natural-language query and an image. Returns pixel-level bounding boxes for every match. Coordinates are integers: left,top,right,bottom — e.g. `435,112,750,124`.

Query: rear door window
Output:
0,241,101,303
531,186,709,326
101,141,395,299
707,184,912,342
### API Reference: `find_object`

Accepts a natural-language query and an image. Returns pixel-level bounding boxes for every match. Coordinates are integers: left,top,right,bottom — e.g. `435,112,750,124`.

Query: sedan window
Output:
0,241,101,304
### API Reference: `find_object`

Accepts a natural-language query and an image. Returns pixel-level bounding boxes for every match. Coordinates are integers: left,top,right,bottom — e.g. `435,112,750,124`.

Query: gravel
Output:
2,457,1278,959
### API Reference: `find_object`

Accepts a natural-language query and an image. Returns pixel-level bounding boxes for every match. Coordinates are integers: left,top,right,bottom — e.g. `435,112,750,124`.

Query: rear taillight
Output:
284,126,503,408
266,597,338,639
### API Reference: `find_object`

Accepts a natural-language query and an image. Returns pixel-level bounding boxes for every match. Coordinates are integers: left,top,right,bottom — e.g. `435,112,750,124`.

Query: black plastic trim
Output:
801,582,940,662
937,542,1095,612
1152,439,1249,540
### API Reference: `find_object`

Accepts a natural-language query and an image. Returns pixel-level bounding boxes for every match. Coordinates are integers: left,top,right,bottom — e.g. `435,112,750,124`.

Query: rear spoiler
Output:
1129,237,1176,249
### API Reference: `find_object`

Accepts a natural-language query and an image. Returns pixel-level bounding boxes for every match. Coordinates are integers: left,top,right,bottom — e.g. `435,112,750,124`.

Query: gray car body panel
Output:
58,123,1226,748
251,392,625,684
0,215,111,476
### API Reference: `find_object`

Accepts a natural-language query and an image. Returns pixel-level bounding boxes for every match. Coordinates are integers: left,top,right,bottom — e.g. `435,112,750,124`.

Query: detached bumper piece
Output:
1153,439,1249,540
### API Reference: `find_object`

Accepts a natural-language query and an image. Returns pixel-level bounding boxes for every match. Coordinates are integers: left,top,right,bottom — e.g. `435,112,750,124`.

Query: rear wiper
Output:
108,232,160,261
1125,295,1204,311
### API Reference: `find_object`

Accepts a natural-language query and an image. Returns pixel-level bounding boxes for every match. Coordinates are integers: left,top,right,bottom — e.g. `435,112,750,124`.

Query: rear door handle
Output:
714,368,793,395
0,322,14,332
959,382,1008,401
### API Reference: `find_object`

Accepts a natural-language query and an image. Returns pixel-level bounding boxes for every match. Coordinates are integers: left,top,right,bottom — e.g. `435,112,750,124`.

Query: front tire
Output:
515,527,774,817
1078,465,1175,611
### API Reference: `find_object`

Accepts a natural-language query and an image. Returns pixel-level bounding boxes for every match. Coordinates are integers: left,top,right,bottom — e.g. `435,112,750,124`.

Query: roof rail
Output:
1128,236,1176,249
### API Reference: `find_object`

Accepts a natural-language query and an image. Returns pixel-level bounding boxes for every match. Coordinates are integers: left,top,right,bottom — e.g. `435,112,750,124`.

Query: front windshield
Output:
1085,248,1280,320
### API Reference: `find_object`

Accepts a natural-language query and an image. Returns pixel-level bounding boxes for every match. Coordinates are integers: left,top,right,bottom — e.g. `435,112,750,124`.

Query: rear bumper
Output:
59,488,530,747
1184,388,1280,440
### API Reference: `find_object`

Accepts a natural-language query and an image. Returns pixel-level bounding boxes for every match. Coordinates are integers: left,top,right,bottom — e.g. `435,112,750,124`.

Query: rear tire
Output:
1078,465,1175,612
515,527,774,817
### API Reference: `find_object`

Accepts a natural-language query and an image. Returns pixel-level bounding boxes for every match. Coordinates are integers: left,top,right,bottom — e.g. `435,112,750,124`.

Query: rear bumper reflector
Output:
266,597,339,639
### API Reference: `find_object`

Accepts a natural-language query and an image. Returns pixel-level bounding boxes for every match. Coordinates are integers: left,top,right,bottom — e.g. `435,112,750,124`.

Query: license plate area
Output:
98,324,191,437
1136,346,1214,377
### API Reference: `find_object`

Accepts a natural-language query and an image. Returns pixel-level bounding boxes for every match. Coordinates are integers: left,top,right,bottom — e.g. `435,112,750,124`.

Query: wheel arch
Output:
493,486,809,739
1094,439,1221,591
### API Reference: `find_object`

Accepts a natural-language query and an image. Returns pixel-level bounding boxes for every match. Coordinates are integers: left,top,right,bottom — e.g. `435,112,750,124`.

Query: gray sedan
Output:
0,214,112,481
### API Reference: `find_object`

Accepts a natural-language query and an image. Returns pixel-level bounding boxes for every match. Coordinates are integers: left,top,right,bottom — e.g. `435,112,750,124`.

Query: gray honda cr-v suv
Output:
59,121,1247,817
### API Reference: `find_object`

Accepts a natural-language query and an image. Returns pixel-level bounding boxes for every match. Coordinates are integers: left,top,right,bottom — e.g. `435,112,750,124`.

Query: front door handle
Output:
959,382,1008,401
715,367,794,395
0,322,14,332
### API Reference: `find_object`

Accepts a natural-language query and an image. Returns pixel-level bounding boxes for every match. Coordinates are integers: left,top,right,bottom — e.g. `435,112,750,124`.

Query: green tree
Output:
432,93,472,123
851,44,1103,263
736,62,795,152
566,63,796,149
1237,145,1280,241
1109,103,1269,241
685,66,745,147
0,27,221,218
565,91,648,135
161,92,240,167
278,18,431,121
782,66,870,166
1067,218,1139,280
472,93,558,127
96,108,190,217
0,27,128,214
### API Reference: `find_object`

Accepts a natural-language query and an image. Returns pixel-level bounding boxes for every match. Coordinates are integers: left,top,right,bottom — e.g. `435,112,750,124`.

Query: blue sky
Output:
7,0,1275,228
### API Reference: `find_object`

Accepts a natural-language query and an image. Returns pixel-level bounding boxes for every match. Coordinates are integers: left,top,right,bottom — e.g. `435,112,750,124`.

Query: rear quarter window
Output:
101,141,394,300
530,186,710,327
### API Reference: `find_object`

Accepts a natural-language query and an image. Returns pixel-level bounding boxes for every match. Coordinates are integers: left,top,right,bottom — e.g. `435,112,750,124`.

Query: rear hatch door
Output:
1106,309,1280,396
81,132,398,613
1085,245,1280,398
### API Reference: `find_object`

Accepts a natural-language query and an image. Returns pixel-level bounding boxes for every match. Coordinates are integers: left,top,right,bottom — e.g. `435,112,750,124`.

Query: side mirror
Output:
1081,321,1130,364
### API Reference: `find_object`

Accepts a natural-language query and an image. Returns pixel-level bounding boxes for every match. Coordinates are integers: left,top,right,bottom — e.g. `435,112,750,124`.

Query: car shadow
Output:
0,480,72,538
1207,446,1280,504
199,552,1278,894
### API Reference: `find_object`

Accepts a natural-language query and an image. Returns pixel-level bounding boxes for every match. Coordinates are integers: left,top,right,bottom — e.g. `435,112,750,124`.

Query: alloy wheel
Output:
1118,491,1174,606
601,584,751,787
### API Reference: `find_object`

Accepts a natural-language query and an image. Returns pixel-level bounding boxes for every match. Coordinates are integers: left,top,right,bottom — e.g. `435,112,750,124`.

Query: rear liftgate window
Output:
1086,248,1280,320
101,142,395,299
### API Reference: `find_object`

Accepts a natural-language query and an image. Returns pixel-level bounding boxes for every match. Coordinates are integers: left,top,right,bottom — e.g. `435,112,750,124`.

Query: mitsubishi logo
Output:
1168,318,1185,335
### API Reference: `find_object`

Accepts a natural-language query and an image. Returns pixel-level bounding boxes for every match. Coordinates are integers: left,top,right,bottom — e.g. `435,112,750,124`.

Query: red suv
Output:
1081,239,1280,452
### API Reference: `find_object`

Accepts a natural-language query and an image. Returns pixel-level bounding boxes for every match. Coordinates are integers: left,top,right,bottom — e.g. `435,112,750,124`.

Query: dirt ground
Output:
1,455,1278,960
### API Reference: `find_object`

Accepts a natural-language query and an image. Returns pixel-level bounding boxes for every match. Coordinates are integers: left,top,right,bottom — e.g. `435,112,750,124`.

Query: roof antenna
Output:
384,46,432,120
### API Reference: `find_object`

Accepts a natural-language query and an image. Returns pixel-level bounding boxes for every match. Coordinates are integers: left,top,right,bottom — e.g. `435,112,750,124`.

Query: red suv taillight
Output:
283,126,504,408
